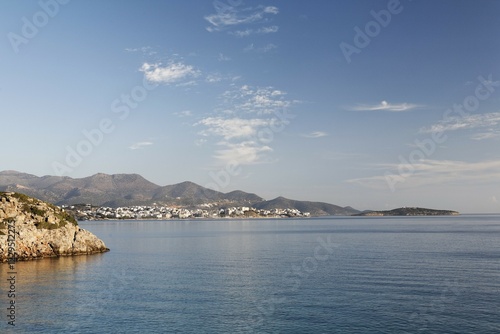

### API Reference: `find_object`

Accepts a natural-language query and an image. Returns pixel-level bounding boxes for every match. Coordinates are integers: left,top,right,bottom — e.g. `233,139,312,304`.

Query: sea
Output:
2,215,500,333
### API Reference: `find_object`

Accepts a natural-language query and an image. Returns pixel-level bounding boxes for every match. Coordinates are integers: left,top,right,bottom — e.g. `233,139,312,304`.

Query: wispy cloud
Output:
125,46,156,56
321,151,368,161
175,110,192,118
129,141,153,150
259,26,279,34
471,130,500,141
302,131,328,138
205,5,279,32
205,73,224,83
244,43,277,53
347,159,500,189
197,117,269,140
420,112,500,140
218,53,231,61
232,25,279,37
196,117,273,164
219,85,296,115
140,62,199,84
348,100,422,112
196,85,297,165
214,141,273,165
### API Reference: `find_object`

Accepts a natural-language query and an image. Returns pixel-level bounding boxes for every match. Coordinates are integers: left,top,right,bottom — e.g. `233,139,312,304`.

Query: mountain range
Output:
0,170,359,216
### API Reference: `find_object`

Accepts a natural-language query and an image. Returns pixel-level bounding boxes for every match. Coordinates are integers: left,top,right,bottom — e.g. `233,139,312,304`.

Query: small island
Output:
353,207,460,216
0,192,109,262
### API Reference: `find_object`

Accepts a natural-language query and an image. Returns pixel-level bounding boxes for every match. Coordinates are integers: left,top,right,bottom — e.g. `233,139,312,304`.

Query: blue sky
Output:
1,0,500,213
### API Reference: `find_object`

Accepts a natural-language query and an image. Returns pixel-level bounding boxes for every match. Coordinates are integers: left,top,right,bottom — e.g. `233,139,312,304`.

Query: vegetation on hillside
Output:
1,192,78,230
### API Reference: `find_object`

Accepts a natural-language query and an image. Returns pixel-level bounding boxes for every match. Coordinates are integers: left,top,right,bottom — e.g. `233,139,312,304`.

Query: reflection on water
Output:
12,253,105,283
1,254,107,333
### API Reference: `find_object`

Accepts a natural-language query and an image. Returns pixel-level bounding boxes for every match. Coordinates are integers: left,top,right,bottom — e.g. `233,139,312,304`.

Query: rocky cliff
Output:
0,192,109,262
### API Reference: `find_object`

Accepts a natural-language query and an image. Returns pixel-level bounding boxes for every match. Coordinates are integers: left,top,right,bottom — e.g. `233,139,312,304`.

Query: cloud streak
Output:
302,131,328,138
347,159,500,189
232,25,279,37
420,112,500,140
205,6,279,32
244,43,277,53
348,100,422,112
129,141,153,150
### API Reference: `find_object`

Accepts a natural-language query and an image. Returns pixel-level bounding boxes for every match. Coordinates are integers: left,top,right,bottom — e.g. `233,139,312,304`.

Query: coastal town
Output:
64,204,311,220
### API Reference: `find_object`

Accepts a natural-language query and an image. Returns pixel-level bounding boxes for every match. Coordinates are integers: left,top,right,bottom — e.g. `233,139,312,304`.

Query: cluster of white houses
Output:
66,204,311,220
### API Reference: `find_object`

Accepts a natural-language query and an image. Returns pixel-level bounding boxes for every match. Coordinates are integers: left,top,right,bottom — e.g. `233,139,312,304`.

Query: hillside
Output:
0,171,359,216
0,171,261,208
253,196,359,216
354,207,460,216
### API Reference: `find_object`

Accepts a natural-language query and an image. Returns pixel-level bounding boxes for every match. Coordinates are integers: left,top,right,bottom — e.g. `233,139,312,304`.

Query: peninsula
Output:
0,192,109,262
354,207,460,216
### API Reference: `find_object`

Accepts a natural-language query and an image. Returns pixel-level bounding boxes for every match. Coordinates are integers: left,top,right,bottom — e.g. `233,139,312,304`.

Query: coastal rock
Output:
0,192,109,262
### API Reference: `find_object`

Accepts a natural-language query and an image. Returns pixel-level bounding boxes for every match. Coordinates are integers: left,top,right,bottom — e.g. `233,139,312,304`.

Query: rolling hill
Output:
0,170,359,215
253,196,359,216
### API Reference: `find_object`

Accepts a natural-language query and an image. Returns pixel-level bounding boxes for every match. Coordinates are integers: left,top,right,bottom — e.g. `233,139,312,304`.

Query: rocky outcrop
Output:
0,192,109,262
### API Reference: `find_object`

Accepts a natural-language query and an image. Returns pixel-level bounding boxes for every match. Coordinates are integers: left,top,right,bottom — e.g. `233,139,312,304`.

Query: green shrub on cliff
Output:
1,192,78,229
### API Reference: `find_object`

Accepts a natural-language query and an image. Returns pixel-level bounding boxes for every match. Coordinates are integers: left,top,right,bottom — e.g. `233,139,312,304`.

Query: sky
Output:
1,0,500,213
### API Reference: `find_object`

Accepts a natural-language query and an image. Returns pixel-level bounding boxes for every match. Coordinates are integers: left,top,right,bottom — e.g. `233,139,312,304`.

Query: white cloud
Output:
492,196,498,203
348,100,422,112
220,85,295,115
302,131,328,138
129,141,153,150
206,73,224,83
264,6,279,14
205,5,279,32
347,159,500,190
259,25,279,34
196,85,296,165
214,141,273,165
197,117,269,140
420,112,500,139
140,62,199,84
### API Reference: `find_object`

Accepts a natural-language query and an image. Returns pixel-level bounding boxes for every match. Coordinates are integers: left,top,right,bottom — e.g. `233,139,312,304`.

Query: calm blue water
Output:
2,216,500,333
